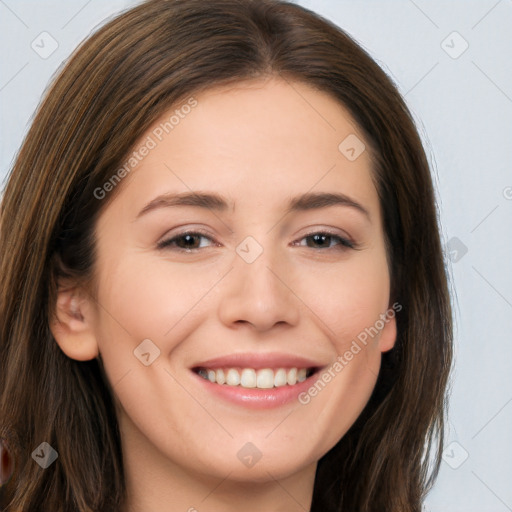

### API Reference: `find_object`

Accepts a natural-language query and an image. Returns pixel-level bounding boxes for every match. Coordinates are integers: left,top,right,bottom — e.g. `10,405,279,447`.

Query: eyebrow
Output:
135,191,370,220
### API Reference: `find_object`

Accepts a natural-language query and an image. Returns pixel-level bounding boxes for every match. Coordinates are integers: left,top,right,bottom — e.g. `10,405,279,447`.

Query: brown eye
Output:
296,232,354,250
157,231,215,251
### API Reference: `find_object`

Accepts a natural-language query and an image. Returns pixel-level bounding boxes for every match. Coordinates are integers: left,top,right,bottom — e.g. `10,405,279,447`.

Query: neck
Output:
119,414,316,512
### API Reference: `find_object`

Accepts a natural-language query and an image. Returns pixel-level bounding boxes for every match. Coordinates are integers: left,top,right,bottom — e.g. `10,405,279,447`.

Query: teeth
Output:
256,369,274,389
240,369,256,388
216,369,226,385
226,368,240,386
197,367,313,388
274,368,287,387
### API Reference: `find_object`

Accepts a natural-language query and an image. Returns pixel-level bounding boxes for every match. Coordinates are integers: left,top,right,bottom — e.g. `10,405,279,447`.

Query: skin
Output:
51,77,396,512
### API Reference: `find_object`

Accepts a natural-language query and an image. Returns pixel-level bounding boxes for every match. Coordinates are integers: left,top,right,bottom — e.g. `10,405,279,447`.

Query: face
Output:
80,78,396,482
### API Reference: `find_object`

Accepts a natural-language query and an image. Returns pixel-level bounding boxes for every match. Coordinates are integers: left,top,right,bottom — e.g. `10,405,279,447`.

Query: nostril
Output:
0,438,14,485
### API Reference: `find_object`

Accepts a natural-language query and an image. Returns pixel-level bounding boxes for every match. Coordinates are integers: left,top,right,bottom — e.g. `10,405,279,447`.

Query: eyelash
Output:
157,229,356,252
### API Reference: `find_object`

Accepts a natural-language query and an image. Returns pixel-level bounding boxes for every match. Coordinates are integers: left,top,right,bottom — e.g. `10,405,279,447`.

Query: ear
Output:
378,303,398,353
49,285,99,361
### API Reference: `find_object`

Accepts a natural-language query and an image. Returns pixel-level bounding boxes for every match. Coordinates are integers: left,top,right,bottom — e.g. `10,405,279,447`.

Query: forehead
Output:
101,77,379,220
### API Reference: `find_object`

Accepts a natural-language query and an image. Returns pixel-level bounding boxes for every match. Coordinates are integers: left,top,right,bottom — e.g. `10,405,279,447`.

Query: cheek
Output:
91,249,226,380
299,353,380,460
301,254,390,446
301,253,391,353
95,251,220,339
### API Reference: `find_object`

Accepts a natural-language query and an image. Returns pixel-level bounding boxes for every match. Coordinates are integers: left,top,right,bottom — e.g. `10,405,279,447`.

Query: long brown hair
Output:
0,0,453,510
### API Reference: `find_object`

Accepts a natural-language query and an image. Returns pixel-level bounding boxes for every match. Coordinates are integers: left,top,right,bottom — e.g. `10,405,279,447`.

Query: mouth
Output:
189,352,326,409
193,366,319,389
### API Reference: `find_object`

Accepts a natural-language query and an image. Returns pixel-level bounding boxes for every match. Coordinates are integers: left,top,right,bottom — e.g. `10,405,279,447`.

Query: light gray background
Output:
1,1,511,510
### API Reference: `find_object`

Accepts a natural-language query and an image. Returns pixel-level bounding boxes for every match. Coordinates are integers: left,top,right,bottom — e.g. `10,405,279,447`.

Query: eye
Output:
157,230,216,252
157,229,356,253
293,232,355,250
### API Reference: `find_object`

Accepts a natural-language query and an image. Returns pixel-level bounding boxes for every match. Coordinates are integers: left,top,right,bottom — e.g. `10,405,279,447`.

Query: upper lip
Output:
191,352,326,370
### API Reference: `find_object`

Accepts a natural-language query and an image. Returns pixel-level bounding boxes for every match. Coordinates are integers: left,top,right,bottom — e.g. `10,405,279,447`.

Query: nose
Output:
217,244,301,332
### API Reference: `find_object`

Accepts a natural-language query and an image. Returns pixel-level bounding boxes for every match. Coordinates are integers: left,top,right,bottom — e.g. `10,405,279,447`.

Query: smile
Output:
190,352,325,408
194,367,316,389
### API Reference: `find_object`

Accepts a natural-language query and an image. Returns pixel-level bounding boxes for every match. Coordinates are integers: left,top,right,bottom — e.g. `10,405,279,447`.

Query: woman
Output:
0,0,453,510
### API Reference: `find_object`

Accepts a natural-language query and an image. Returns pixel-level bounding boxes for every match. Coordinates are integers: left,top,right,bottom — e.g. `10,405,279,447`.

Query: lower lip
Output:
191,370,317,409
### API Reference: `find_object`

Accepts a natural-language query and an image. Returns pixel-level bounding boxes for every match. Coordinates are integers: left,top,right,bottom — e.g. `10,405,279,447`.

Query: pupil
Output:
312,234,328,247
182,235,197,248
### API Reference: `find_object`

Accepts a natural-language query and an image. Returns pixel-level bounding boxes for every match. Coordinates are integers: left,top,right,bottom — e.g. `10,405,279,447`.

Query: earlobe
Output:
50,287,99,361
378,311,397,353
